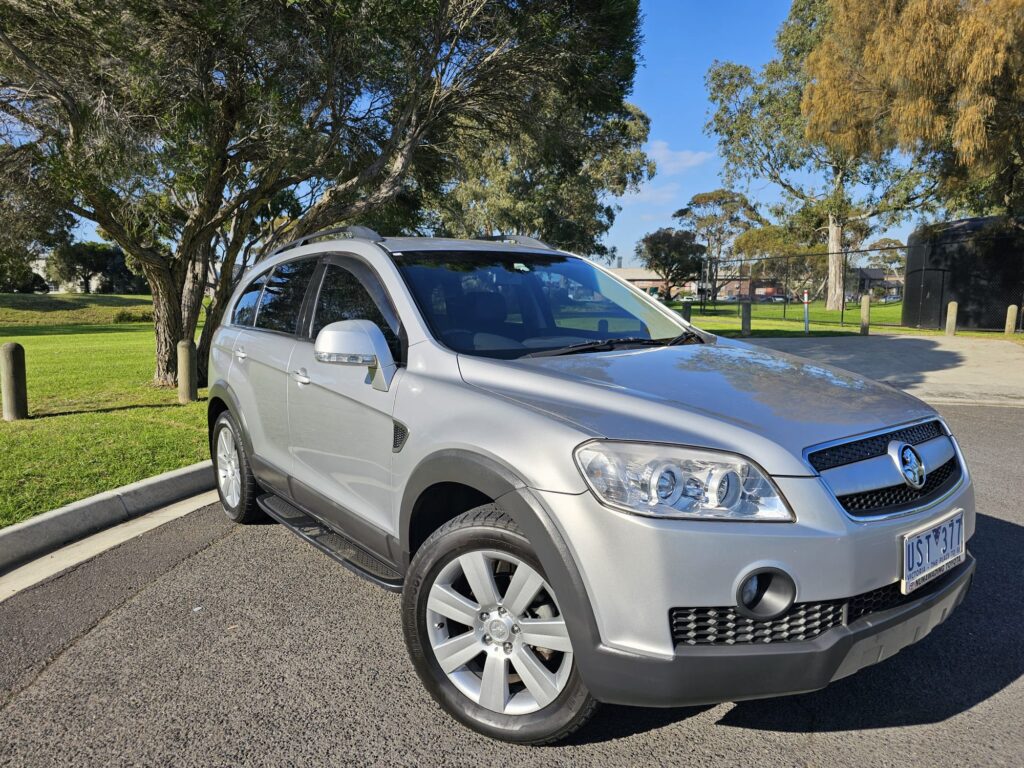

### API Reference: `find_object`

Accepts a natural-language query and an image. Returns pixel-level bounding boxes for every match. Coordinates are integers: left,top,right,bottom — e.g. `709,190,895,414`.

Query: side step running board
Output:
257,494,402,592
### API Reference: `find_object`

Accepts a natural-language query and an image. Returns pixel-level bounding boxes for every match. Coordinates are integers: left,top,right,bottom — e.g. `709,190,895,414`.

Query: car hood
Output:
456,339,935,477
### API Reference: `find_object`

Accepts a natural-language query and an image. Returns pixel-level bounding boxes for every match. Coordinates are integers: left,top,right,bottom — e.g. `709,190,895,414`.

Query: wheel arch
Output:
399,449,526,563
207,379,254,458
400,449,606,695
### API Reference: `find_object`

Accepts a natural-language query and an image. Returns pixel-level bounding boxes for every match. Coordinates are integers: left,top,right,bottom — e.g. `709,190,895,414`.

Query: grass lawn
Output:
0,294,207,528
0,292,154,326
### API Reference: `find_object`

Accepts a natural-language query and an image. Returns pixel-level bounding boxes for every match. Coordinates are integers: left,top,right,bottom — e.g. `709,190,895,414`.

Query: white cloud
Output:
620,181,681,207
647,140,713,175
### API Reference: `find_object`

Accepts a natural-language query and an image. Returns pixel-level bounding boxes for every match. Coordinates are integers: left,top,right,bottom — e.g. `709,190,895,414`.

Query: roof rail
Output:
475,234,554,250
265,225,384,259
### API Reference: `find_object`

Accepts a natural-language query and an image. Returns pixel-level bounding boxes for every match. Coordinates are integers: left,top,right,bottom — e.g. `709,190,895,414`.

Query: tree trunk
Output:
144,264,184,387
196,292,229,387
826,215,844,311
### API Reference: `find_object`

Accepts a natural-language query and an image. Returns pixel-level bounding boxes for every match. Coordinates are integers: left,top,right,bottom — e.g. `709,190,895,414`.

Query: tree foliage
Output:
634,228,705,297
673,189,764,300
0,0,642,383
804,0,1024,218
429,102,653,260
705,0,934,309
46,241,113,293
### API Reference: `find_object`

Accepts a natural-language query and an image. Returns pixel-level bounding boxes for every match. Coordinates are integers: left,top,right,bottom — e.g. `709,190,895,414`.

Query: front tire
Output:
402,505,598,744
211,411,263,524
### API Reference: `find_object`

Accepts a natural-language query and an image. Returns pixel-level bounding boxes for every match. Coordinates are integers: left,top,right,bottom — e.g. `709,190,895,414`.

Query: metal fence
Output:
677,237,1024,332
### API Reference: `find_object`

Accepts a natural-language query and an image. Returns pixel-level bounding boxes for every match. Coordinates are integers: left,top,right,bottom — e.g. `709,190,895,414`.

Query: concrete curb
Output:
0,461,215,575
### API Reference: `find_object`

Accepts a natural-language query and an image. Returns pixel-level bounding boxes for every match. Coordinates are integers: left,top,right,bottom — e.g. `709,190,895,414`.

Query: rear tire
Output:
211,411,263,524
402,505,598,744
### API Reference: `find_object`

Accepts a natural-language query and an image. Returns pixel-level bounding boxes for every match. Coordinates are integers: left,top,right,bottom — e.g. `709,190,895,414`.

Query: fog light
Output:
736,568,796,620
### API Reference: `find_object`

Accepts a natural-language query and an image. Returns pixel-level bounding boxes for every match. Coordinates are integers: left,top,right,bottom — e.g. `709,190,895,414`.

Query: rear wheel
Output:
211,411,263,523
402,505,597,744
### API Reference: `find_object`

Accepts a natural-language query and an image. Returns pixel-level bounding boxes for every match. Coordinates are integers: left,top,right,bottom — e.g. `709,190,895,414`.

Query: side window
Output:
254,258,318,334
232,272,268,327
313,263,402,360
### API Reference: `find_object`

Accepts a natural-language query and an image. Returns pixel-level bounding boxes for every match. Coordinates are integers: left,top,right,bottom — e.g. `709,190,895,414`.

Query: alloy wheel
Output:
425,549,573,715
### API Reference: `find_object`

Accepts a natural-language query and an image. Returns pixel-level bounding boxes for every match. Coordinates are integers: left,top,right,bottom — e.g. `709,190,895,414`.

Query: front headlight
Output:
574,441,793,521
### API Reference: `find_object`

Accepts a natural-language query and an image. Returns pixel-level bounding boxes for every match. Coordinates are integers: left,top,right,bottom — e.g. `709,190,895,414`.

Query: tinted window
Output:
232,272,268,326
313,263,401,360
254,258,317,334
393,251,681,358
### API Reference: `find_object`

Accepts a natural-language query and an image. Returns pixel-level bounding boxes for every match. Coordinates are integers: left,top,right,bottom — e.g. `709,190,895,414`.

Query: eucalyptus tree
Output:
0,0,642,384
673,189,764,301
705,0,934,310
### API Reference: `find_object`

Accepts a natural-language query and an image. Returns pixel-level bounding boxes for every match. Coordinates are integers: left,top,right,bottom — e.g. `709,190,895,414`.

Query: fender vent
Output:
392,421,409,452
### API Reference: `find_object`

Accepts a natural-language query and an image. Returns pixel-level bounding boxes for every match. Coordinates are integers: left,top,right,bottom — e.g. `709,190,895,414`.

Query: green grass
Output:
669,298,904,326
0,320,207,528
0,292,154,326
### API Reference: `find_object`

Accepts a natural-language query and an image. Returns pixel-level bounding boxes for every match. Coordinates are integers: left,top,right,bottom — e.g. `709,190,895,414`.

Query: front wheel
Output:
402,505,597,744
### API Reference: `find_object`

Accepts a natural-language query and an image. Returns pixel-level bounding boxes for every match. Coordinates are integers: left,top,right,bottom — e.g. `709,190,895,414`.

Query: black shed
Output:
903,217,1024,330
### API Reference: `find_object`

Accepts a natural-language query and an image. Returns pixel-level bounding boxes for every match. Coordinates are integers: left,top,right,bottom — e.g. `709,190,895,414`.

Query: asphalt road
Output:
1,403,1021,767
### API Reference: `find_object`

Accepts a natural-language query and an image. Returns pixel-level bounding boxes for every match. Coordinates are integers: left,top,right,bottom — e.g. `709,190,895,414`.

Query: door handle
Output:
234,348,247,360
292,368,311,386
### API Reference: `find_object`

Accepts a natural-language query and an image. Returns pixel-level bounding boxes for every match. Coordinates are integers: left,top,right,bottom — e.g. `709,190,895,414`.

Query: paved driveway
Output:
1,403,1021,766
751,334,1024,406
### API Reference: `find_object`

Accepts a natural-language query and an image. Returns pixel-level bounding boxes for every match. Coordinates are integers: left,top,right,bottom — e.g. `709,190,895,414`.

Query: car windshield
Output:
392,250,685,359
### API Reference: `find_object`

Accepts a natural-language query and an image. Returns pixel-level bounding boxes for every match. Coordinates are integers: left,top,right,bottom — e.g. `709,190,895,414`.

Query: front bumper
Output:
577,554,975,707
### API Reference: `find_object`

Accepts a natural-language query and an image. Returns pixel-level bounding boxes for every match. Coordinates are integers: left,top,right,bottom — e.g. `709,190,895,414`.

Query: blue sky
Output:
607,0,912,266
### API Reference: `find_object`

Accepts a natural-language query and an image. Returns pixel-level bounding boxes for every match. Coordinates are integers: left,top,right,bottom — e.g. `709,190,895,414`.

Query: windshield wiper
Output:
523,332,702,358
666,329,705,346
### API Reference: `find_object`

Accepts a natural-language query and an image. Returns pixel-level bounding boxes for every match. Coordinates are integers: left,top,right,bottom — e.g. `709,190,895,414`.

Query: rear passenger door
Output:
287,256,404,541
229,257,318,479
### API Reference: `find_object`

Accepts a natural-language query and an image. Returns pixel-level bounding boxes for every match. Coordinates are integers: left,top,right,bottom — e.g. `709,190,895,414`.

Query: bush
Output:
112,309,154,323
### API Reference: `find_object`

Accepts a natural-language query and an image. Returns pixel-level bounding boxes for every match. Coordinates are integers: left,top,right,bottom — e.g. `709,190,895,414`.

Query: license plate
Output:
901,510,965,594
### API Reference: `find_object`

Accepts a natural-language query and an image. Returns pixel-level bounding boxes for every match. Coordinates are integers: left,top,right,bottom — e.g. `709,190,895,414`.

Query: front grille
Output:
669,567,957,646
837,457,961,517
847,582,905,622
807,420,944,472
670,601,845,646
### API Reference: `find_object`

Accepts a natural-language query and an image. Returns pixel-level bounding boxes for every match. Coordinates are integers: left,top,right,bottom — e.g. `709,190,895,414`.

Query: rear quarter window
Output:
232,272,268,326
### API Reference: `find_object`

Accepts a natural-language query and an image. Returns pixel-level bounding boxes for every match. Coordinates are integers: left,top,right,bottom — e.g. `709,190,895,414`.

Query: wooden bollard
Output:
860,295,870,336
1,342,28,421
945,301,958,336
177,340,198,404
740,302,751,337
1006,305,1019,335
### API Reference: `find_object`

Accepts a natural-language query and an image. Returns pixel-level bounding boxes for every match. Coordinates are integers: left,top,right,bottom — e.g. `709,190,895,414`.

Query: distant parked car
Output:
681,296,696,303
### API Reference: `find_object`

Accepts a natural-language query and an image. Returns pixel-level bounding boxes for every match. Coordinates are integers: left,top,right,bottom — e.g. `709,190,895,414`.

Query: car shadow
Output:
749,335,967,391
568,512,1021,743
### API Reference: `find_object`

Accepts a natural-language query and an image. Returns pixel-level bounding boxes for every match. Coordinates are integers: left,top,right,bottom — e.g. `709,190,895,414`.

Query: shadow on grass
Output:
29,397,207,419
0,294,152,312
0,323,154,338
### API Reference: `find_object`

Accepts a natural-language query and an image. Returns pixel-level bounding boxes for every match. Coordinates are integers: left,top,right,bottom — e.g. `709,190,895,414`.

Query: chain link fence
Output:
675,235,1024,332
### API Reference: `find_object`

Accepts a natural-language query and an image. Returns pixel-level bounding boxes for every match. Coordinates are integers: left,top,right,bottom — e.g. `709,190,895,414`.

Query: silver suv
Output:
208,228,975,744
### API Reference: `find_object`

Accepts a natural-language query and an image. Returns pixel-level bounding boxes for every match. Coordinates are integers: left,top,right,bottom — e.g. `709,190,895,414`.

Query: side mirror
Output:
314,319,397,392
